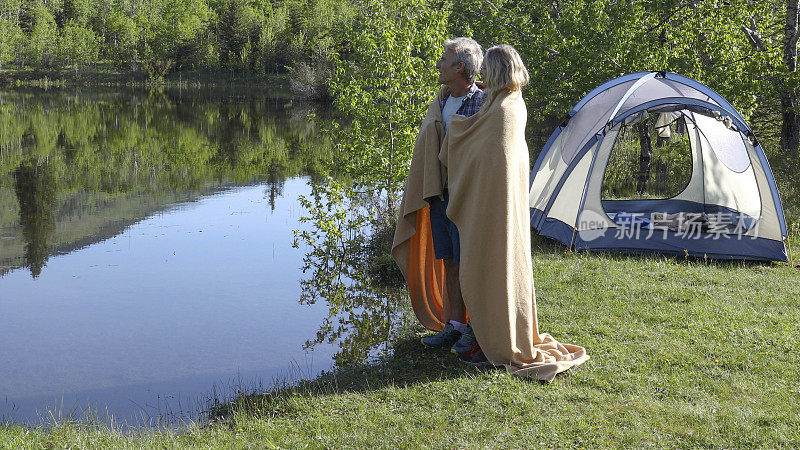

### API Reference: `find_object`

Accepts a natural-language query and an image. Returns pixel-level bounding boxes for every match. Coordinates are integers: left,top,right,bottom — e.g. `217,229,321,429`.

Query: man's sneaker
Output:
450,323,477,355
458,343,491,366
421,323,462,348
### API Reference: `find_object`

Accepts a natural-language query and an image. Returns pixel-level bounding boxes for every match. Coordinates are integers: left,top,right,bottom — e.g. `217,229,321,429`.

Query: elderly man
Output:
391,37,484,355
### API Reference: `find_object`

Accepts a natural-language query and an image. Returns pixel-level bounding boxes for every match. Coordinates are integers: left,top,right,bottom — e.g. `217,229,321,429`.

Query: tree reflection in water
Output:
294,178,412,367
264,168,285,212
13,163,57,277
0,89,337,277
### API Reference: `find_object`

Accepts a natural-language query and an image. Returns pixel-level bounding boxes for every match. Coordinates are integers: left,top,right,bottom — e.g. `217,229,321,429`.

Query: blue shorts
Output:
429,189,460,264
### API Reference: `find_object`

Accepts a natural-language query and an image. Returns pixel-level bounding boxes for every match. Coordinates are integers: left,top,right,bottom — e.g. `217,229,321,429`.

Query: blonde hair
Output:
482,45,529,99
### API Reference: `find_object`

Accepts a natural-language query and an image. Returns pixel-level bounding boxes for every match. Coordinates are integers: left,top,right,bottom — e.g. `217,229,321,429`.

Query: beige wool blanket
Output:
392,87,451,331
394,87,588,381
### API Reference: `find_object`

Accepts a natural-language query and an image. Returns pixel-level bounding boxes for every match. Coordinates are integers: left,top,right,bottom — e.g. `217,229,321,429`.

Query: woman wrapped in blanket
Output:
439,44,589,380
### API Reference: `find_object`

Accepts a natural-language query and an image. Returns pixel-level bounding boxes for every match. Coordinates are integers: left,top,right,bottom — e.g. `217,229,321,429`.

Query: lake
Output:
0,88,403,426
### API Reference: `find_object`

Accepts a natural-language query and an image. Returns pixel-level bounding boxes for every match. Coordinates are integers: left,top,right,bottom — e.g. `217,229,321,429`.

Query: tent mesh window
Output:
602,112,692,201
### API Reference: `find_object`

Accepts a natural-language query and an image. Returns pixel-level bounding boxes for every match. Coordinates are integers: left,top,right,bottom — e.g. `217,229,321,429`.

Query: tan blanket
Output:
392,86,588,381
391,87,450,331
440,89,588,381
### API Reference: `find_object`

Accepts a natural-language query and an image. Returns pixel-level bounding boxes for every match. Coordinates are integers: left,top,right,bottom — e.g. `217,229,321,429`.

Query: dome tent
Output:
529,71,788,261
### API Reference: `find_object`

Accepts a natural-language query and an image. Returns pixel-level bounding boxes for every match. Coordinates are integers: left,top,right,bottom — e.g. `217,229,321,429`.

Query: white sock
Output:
449,320,467,333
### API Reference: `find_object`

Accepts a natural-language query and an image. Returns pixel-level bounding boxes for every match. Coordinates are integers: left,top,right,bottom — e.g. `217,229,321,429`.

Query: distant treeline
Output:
0,0,355,81
2,0,800,152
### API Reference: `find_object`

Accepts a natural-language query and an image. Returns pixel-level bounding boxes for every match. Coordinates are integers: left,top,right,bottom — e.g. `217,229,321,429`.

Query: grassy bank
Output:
2,239,799,448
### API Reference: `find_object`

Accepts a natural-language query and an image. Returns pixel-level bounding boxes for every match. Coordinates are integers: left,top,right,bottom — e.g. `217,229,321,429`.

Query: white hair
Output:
443,37,483,83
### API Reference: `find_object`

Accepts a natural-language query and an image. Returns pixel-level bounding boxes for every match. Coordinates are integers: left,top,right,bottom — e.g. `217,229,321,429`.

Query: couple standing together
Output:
391,38,588,381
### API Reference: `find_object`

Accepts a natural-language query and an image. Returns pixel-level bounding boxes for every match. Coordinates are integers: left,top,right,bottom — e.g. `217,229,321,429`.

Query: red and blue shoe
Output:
450,323,477,355
458,342,491,366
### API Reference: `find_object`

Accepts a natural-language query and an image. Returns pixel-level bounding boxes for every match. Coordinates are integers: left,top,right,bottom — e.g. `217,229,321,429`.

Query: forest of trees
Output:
1,0,799,153
449,0,800,153
0,0,357,79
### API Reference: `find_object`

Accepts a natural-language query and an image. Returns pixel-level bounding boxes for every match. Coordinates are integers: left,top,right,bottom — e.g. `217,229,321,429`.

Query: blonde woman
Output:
438,45,588,380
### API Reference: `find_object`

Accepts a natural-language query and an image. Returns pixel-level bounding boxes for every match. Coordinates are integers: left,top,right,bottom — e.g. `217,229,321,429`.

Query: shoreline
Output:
0,66,292,90
1,248,799,446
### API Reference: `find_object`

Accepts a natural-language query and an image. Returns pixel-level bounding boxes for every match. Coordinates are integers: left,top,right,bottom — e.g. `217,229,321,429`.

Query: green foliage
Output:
0,0,359,78
328,0,447,193
13,162,57,277
603,120,693,200
0,0,24,23
141,46,175,81
0,89,341,276
293,180,369,309
23,5,59,67
0,18,23,70
63,0,94,25
291,0,448,363
293,0,446,306
104,10,138,68
217,0,256,70
254,4,288,73
292,178,407,365
0,0,796,136
0,90,336,193
450,0,776,124
58,20,100,75
159,0,216,70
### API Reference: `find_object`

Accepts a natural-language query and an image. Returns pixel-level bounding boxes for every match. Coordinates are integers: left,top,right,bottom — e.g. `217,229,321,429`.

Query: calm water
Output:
0,88,400,426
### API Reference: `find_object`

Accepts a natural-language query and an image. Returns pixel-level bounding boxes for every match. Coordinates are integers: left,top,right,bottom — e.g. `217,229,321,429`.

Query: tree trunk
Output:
387,101,395,212
636,119,653,195
782,93,800,152
783,0,800,153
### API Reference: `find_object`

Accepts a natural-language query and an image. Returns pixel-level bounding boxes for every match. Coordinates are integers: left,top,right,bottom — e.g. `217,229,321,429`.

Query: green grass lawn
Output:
2,239,799,448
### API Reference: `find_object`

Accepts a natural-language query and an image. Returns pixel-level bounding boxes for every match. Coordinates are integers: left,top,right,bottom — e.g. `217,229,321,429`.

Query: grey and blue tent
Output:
529,71,788,261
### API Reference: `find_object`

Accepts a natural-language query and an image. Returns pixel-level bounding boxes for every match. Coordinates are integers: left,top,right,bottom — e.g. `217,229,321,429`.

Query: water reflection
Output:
0,179,339,426
12,163,57,277
302,286,408,367
0,89,335,278
264,169,285,211
0,88,409,425
294,179,410,367
4,86,797,427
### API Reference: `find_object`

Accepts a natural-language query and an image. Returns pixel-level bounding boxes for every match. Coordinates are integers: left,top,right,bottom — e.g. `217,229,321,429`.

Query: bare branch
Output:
712,54,752,69
476,0,559,55
599,49,623,70
642,2,690,36
742,26,765,51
